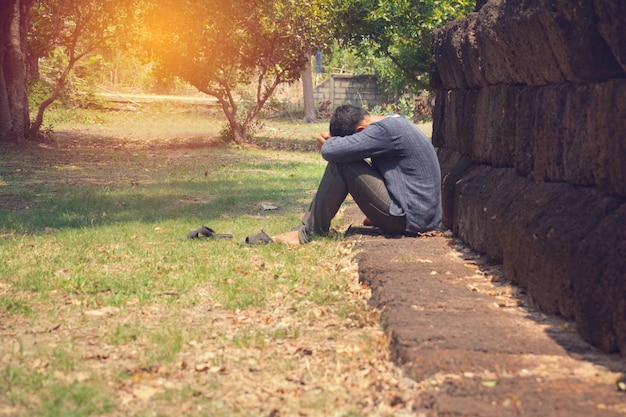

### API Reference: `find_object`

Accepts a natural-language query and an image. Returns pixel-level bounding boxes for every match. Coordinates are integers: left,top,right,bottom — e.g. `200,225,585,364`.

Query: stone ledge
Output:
346,220,626,415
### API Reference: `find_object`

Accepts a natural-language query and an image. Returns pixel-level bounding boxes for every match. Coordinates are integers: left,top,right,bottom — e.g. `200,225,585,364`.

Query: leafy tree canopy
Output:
28,0,135,136
329,0,473,95
140,0,332,143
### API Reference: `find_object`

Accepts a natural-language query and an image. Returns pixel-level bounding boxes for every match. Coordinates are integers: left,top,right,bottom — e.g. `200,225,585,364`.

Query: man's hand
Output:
317,132,330,150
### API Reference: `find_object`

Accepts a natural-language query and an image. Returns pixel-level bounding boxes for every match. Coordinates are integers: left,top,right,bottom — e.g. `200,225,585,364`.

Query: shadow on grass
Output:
1,178,314,234
0,137,321,235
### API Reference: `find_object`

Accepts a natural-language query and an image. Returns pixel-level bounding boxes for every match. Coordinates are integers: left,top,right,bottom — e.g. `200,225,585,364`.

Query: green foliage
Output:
220,121,250,143
329,0,474,95
32,48,111,112
219,96,267,142
28,79,57,110
369,95,418,120
220,123,246,143
322,42,365,75
27,0,136,135
264,96,306,120
140,0,333,144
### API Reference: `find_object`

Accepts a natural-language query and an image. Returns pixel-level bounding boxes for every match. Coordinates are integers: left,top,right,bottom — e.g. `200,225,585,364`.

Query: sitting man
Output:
273,104,442,245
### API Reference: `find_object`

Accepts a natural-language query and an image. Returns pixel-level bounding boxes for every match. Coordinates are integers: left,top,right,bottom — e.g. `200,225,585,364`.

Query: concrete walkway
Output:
342,206,626,416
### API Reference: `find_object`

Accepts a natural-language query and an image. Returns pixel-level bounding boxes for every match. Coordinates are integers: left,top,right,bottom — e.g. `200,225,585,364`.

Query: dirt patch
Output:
0,194,33,211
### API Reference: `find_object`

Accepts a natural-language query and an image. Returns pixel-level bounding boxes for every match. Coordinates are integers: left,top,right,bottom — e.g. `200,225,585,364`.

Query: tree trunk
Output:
302,55,316,123
0,0,31,145
0,31,11,140
27,50,40,82
232,123,247,145
29,55,78,137
220,102,247,145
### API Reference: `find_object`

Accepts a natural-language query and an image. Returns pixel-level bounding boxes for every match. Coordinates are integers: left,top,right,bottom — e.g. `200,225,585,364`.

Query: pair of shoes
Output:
185,226,272,245
242,230,273,245
186,225,233,239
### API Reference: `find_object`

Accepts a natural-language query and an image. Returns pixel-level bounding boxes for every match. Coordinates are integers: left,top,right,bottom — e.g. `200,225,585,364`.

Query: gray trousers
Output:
296,160,406,242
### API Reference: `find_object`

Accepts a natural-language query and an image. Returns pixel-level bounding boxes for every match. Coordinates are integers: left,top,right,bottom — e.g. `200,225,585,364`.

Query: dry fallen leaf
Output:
195,363,211,372
132,385,160,400
84,306,121,317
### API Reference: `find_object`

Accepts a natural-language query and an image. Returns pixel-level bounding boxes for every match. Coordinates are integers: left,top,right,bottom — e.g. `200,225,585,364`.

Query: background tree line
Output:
0,0,472,146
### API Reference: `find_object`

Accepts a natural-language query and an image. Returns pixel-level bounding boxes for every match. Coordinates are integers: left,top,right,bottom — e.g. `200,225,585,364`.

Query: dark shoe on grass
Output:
187,225,233,239
242,230,273,245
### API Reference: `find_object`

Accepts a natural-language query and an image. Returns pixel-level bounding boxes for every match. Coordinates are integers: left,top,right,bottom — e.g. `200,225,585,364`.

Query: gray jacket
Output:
321,115,442,233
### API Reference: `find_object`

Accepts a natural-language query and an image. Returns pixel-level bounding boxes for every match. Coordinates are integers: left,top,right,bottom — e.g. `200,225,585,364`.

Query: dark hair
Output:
329,105,370,137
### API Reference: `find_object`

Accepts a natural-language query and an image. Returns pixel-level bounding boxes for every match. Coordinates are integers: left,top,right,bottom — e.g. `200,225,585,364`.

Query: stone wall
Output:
313,74,388,109
431,0,625,354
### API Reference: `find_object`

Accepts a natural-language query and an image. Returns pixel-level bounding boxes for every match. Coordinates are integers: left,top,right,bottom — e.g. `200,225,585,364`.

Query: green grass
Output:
40,381,115,417
0,142,333,309
2,348,114,417
0,106,394,417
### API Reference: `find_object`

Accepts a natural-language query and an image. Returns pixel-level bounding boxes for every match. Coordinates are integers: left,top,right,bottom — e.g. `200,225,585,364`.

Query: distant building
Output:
313,74,390,109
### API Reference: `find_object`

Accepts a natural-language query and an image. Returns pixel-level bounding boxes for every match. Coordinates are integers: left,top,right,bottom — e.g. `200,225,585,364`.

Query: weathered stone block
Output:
502,0,622,82
433,0,626,354
431,89,446,147
591,79,626,197
473,86,519,167
432,89,477,155
478,0,566,86
594,0,626,71
433,86,519,167
432,0,625,90
439,157,625,351
437,149,474,230
571,204,626,353
515,79,626,197
472,2,514,86
435,80,626,197
430,16,478,90
452,166,521,261
498,183,619,319
514,84,591,182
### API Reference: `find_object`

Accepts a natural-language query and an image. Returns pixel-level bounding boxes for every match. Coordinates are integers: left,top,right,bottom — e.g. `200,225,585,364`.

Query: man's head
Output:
329,105,370,137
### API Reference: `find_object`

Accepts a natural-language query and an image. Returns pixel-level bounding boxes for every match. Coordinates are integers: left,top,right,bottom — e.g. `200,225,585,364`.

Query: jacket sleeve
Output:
320,122,398,162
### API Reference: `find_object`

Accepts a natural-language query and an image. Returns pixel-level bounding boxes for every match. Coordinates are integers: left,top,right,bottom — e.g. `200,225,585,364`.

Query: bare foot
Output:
271,230,301,245
363,217,376,227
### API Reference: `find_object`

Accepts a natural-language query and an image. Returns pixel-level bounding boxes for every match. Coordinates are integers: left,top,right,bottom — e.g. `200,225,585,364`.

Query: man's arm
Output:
321,122,394,163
